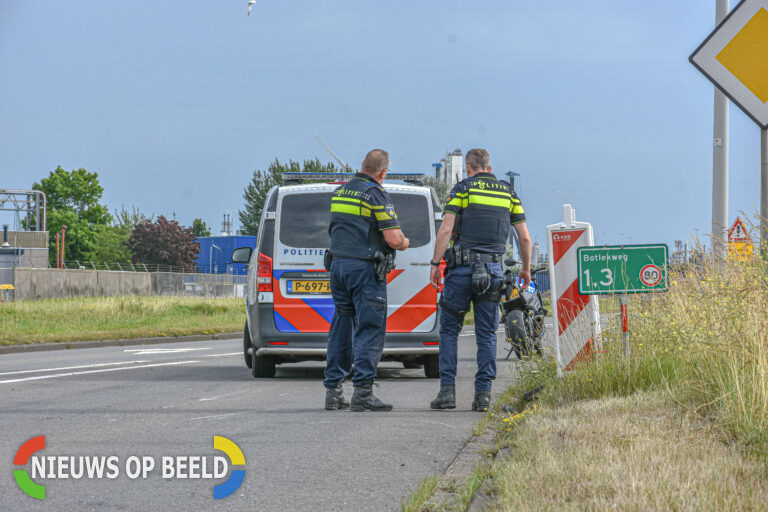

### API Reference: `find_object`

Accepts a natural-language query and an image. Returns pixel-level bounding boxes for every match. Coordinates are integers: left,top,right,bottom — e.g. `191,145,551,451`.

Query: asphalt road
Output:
0,326,534,512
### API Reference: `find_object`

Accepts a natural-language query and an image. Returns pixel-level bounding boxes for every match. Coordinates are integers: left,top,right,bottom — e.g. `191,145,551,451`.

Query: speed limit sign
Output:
639,264,663,287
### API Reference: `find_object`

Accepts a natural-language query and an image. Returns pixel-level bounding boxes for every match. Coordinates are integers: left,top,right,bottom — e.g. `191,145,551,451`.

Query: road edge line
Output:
0,332,242,355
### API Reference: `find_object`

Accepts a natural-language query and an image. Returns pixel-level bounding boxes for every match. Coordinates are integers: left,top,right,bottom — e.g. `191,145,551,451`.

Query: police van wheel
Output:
252,353,276,378
423,355,440,379
243,323,253,369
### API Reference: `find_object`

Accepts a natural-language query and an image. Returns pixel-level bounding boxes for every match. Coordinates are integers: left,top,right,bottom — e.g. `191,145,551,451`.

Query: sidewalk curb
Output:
0,332,242,355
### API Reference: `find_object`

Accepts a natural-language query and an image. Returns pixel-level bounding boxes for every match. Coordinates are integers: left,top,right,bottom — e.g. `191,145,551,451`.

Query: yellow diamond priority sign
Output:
690,0,768,128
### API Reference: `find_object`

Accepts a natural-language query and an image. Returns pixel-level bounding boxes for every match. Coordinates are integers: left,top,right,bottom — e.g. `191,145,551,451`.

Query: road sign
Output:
728,216,752,242
729,241,755,261
690,0,768,129
577,244,668,295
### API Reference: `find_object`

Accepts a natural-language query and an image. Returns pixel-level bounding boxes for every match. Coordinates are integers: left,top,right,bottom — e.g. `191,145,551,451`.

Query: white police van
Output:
232,173,443,378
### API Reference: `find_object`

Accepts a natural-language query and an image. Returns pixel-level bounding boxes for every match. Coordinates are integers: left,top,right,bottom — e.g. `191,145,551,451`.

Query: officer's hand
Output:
518,268,531,289
430,265,441,289
399,237,410,251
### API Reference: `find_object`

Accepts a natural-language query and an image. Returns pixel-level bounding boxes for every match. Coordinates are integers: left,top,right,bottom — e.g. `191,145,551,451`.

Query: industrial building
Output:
434,149,464,188
196,235,257,275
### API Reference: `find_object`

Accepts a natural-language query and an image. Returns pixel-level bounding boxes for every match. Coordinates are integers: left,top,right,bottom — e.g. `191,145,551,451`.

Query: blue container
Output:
196,236,257,275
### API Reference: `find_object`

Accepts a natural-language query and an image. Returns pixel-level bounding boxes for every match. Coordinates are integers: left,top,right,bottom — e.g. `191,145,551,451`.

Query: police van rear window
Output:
390,193,429,249
279,192,333,248
278,191,431,249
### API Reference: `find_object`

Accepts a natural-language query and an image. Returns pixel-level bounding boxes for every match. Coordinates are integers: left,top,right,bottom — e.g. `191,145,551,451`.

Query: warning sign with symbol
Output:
728,217,752,242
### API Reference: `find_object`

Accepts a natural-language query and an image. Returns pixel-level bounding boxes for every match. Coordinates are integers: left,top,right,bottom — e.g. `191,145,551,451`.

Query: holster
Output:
439,295,469,325
373,250,395,282
471,262,491,295
444,246,456,270
443,245,470,271
475,281,503,303
324,250,333,271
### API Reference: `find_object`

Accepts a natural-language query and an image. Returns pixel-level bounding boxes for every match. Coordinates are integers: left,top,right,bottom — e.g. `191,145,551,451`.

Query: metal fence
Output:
48,259,234,275
5,267,247,301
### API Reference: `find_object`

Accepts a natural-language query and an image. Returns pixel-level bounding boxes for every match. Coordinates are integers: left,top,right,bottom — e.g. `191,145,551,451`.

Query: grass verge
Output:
404,252,768,510
0,296,245,345
487,391,768,511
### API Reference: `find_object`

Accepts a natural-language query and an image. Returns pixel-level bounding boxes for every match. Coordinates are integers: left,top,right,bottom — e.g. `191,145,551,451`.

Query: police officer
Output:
428,148,531,411
323,149,410,411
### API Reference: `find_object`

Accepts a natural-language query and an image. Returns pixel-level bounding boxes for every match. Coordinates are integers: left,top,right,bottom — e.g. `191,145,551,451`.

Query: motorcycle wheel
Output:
505,310,533,359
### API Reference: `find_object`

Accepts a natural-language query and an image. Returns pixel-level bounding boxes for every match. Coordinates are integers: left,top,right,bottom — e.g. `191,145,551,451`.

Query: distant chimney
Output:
2,225,9,247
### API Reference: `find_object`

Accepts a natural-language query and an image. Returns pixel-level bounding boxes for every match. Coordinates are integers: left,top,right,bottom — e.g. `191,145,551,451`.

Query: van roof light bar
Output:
282,172,426,185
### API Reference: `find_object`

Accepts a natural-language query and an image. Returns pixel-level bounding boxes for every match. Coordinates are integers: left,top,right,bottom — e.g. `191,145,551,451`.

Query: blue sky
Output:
0,1,760,251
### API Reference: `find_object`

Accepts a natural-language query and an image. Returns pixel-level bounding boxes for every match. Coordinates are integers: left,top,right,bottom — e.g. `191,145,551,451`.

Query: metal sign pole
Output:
762,128,768,258
619,294,630,360
712,0,730,260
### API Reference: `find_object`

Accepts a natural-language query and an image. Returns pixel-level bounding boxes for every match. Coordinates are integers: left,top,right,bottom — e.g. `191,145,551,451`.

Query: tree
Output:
90,205,153,265
91,225,132,264
191,218,211,237
239,158,342,236
114,205,154,232
128,216,199,270
33,166,112,264
423,177,451,206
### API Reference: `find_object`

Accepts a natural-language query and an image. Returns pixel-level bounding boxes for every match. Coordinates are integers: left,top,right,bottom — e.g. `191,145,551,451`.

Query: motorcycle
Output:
500,259,548,360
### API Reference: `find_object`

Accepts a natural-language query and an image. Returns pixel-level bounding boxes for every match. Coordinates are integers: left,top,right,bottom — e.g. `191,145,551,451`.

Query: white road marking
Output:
123,348,212,355
198,396,222,402
186,413,238,421
203,352,240,357
0,360,149,376
415,420,458,429
0,360,201,384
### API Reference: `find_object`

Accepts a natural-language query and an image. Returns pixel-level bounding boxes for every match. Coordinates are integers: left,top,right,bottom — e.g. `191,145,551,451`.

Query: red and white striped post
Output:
619,294,629,359
547,205,601,376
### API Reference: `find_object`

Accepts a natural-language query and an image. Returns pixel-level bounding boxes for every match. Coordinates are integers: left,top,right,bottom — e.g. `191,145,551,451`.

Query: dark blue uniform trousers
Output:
439,263,503,391
324,258,387,388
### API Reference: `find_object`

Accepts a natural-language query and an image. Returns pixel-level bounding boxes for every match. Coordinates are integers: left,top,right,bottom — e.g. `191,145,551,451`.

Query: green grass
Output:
404,250,768,509
401,475,440,512
0,296,245,345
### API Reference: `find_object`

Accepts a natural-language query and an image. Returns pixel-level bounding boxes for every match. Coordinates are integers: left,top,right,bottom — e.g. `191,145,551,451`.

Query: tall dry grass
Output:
508,250,768,463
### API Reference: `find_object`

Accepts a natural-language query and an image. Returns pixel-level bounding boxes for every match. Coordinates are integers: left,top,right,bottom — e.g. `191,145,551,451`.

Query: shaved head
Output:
361,149,389,176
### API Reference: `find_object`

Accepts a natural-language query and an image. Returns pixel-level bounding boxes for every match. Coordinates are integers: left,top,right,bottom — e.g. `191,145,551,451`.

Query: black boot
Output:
430,386,456,409
324,384,349,410
350,383,393,412
471,390,491,412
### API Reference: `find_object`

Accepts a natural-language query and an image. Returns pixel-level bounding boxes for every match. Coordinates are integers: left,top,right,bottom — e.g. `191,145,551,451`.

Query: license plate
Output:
287,280,331,295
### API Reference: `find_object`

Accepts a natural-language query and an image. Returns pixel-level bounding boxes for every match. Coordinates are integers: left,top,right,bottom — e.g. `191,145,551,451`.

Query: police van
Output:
232,172,443,379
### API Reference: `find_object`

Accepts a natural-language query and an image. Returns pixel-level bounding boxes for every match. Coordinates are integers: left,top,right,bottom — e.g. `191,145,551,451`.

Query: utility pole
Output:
712,0,730,259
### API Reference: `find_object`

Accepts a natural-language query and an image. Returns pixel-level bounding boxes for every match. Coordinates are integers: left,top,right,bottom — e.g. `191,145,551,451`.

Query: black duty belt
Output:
468,252,503,264
444,245,504,269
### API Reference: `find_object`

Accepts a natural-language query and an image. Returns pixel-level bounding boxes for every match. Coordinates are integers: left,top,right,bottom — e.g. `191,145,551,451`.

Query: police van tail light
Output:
257,253,273,292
